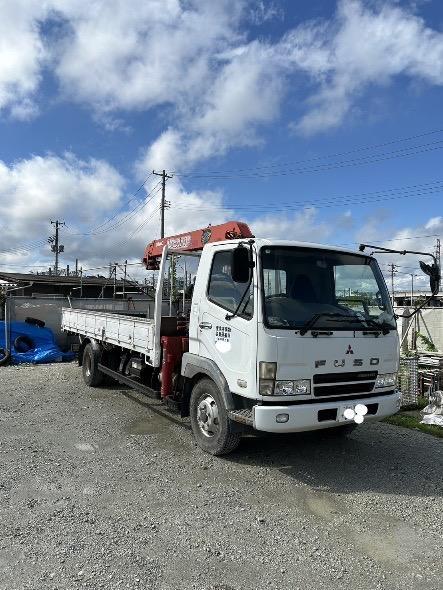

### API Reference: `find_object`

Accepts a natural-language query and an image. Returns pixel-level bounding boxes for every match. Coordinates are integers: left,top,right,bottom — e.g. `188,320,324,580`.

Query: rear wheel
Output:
82,343,103,387
190,378,241,456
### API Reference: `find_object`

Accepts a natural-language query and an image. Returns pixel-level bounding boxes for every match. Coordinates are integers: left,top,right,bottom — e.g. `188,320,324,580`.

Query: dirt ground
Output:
0,363,442,590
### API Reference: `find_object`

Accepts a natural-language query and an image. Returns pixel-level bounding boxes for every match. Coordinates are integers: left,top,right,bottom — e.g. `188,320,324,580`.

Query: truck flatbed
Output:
61,307,157,361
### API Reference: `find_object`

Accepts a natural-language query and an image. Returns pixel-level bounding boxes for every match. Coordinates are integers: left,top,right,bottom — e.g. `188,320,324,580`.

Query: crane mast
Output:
143,221,253,270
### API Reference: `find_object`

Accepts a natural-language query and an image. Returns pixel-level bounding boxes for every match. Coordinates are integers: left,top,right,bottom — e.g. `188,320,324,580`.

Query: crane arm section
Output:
143,221,253,269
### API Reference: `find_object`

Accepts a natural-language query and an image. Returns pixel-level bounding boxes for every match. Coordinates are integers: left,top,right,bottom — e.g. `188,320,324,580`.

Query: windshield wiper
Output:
358,317,392,335
299,312,350,336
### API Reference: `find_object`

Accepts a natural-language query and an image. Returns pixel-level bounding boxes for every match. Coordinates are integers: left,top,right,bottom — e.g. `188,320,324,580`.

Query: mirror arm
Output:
359,243,438,266
401,294,438,319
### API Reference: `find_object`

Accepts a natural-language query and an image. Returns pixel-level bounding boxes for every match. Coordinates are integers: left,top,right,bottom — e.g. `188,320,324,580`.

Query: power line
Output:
66,182,162,237
171,178,443,213
85,172,154,233
0,238,49,257
172,126,443,176
173,138,443,180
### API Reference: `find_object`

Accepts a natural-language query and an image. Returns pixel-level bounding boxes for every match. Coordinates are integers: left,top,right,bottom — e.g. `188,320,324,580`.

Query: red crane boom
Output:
143,221,253,269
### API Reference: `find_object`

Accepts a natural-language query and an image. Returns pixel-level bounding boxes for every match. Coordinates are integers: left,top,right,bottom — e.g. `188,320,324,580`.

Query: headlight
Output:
375,373,397,388
258,362,311,396
274,381,295,395
266,379,311,396
293,379,311,395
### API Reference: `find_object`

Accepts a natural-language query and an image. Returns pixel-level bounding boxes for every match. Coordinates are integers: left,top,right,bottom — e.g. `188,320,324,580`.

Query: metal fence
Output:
399,354,443,406
399,356,419,406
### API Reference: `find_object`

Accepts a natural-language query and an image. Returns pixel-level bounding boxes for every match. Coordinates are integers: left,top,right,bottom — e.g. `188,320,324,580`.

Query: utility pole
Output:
112,263,117,299
49,220,65,276
410,273,418,307
152,169,173,238
123,260,127,298
388,263,399,308
435,238,441,271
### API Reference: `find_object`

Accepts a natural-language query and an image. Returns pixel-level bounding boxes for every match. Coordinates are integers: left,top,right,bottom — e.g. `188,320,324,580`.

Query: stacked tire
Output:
0,348,10,366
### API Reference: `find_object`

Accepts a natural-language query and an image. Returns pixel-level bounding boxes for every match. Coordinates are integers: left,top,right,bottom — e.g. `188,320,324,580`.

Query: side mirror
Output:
231,246,251,283
420,261,441,295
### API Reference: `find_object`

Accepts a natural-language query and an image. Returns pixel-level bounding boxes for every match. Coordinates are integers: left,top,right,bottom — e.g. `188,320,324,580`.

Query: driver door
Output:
198,248,256,396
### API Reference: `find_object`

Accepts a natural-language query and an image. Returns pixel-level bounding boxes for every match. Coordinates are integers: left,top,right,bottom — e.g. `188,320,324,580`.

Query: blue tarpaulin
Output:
0,321,75,364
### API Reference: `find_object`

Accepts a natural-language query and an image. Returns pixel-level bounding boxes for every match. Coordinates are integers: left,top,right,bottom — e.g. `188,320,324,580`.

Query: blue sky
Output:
0,0,442,291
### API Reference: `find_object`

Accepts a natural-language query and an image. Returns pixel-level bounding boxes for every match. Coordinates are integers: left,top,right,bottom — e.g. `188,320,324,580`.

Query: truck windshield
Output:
261,247,395,331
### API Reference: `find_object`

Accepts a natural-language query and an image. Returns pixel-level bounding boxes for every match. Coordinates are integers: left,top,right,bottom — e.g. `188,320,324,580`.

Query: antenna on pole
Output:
152,169,173,238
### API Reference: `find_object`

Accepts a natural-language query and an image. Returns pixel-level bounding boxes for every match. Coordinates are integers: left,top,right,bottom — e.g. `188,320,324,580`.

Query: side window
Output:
207,250,253,319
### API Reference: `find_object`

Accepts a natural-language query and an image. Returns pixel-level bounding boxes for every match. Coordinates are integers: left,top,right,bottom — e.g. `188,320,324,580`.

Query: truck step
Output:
228,409,253,426
98,364,161,399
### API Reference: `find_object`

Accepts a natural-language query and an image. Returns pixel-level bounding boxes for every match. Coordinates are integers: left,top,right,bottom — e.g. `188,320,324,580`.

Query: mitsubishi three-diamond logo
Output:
345,345,354,355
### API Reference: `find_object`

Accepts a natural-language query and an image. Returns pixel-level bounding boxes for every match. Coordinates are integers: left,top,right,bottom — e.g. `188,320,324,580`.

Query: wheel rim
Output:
85,353,92,377
196,394,220,438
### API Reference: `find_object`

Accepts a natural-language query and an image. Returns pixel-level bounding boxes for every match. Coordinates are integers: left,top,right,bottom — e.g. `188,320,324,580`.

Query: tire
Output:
82,343,104,387
190,378,241,456
25,317,45,328
14,335,35,353
0,348,11,367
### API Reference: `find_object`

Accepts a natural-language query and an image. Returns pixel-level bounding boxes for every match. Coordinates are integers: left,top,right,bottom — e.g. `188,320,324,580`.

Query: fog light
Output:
276,413,289,423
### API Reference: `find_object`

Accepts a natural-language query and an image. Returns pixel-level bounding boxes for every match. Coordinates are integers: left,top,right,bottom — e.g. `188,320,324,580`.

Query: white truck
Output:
61,221,440,455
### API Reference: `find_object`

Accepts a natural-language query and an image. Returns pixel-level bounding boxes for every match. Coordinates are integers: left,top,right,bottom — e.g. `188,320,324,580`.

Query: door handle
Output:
199,322,212,330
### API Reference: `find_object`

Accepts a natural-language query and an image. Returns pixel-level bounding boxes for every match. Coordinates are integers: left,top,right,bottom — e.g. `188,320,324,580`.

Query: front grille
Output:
314,382,375,397
313,371,378,384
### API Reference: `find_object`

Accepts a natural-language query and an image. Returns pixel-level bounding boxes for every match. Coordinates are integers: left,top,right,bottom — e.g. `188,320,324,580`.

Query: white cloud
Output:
52,0,246,113
0,153,125,269
248,1,284,25
250,208,333,243
0,0,47,118
288,0,443,134
0,151,238,275
3,0,443,148
136,40,284,172
139,0,443,171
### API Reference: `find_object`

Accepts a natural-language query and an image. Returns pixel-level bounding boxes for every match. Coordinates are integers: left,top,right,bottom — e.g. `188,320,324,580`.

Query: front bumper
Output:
253,390,401,433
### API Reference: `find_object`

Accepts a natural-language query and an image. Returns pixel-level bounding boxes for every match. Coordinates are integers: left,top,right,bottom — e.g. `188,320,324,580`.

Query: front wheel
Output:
190,379,241,456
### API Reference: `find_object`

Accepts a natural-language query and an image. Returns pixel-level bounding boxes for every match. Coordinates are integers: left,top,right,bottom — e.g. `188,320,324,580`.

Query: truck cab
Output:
180,237,401,453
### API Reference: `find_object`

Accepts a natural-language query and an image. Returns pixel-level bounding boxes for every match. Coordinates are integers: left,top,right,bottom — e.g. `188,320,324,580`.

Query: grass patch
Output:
400,396,429,411
384,413,443,438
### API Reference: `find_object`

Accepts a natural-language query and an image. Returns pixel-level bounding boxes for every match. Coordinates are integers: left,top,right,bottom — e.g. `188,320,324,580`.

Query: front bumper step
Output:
228,409,253,426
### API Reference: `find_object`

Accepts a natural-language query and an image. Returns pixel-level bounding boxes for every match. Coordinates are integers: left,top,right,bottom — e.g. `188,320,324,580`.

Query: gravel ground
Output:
0,363,442,590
